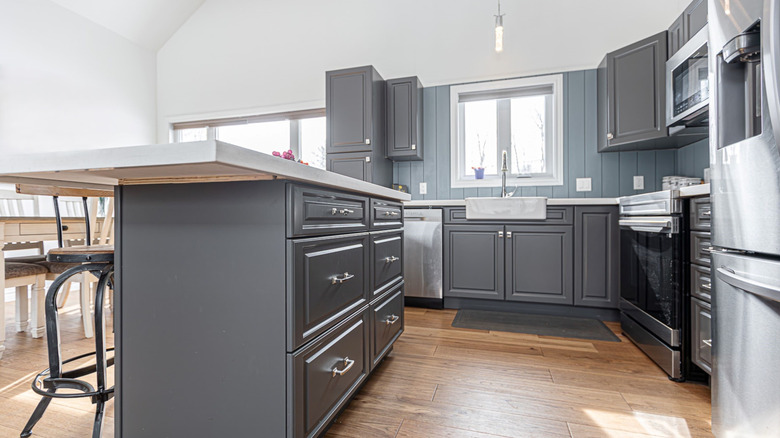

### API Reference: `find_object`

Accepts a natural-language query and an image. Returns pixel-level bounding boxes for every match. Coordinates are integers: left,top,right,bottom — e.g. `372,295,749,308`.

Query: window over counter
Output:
450,75,563,188
171,109,327,169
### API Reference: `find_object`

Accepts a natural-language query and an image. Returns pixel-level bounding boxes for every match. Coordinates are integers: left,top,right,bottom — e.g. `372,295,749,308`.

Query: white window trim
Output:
449,74,564,189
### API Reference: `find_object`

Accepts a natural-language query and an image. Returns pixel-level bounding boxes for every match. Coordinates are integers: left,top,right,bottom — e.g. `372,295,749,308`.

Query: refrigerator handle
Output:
763,0,780,146
716,267,780,304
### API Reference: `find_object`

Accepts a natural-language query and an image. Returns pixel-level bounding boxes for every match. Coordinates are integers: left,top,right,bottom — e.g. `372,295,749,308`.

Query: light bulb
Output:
495,24,504,52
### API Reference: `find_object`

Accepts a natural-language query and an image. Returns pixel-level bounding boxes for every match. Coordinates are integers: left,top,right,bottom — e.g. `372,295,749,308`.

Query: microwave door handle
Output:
764,0,780,149
716,267,780,304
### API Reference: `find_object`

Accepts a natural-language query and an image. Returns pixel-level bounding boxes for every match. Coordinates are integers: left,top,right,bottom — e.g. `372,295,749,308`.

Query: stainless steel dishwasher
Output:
403,208,443,308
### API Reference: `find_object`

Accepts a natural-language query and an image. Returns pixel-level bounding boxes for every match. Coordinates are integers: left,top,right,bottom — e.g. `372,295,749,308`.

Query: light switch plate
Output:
419,182,427,195
633,176,645,190
576,178,592,192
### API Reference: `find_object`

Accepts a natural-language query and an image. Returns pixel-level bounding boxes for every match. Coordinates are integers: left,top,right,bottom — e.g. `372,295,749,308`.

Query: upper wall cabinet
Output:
386,77,423,161
597,31,707,152
326,66,385,154
668,0,708,58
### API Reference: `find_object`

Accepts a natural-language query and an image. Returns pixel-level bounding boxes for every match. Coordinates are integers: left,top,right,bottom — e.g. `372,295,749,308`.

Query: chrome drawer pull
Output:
701,283,711,291
331,208,355,216
702,339,712,347
383,211,399,217
506,231,512,239
331,272,355,284
332,357,355,377
701,210,711,217
385,256,399,264
384,314,400,325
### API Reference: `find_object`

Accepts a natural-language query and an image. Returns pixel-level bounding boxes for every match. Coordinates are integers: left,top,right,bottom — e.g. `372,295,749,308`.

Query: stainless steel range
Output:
618,190,691,380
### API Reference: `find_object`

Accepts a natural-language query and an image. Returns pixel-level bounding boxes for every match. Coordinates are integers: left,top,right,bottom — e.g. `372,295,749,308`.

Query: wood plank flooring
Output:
326,307,712,438
0,301,712,437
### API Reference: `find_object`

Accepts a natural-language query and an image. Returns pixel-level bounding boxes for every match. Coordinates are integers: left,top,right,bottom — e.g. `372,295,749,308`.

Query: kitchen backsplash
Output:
392,69,710,200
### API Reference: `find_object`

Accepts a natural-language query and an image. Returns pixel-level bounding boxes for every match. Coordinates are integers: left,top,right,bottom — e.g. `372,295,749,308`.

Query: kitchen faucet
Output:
501,150,509,197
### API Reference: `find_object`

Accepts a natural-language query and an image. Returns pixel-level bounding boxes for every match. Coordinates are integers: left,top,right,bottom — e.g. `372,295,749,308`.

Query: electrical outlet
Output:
576,178,592,192
633,176,645,191
419,182,427,195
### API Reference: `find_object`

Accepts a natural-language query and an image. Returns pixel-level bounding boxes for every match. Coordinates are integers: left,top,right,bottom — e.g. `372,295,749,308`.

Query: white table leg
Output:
0,222,6,359
30,275,45,339
15,286,28,332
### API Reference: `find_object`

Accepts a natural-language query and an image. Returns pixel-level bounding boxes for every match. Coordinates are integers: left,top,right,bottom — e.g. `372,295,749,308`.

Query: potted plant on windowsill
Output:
473,134,487,179
472,166,485,179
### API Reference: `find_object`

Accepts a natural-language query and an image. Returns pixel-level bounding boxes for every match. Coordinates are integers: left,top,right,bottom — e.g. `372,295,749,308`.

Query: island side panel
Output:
116,181,288,437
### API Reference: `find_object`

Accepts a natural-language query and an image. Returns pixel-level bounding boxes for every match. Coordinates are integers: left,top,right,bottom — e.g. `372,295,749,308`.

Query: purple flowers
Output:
273,149,296,160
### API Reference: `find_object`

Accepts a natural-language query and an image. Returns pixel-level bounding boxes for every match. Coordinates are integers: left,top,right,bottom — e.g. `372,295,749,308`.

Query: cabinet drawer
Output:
690,197,711,231
690,264,712,303
370,284,404,370
691,297,712,375
371,230,403,297
289,308,369,438
444,206,573,225
288,233,370,350
370,198,403,230
287,184,369,237
690,231,711,266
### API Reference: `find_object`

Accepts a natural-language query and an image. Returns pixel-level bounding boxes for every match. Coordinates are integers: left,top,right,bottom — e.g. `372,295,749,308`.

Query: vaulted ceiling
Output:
50,0,206,51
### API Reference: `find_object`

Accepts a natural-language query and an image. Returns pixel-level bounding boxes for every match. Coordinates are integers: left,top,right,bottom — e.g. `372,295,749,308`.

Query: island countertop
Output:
403,197,619,207
0,140,411,202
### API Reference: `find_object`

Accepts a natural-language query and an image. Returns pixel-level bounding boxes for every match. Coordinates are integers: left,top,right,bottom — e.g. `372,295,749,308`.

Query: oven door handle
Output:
619,218,673,233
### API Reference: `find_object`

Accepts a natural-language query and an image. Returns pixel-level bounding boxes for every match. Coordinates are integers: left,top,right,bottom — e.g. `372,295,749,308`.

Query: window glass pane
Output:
177,128,207,142
216,120,290,155
463,100,498,176
510,95,547,174
300,117,326,169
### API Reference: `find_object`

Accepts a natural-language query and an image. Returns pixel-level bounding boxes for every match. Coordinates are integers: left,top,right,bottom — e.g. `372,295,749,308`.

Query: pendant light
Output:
494,0,505,52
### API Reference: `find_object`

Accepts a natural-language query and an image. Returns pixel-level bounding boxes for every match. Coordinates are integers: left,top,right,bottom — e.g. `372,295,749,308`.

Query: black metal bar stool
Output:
21,247,114,438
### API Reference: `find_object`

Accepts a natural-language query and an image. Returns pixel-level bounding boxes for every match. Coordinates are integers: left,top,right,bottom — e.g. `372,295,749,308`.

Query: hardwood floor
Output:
326,307,712,438
0,301,712,437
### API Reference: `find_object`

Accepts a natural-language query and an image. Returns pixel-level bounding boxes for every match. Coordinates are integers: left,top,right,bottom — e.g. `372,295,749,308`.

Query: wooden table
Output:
0,216,101,359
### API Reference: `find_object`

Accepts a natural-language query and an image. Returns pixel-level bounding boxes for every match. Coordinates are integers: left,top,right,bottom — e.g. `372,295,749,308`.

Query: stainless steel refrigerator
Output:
710,0,780,435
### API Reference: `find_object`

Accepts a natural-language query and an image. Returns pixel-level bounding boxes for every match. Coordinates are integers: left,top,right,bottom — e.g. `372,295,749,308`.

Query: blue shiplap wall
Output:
393,69,710,200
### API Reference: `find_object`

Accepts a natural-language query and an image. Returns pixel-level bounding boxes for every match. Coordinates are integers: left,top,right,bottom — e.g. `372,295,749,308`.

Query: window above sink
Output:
450,75,564,189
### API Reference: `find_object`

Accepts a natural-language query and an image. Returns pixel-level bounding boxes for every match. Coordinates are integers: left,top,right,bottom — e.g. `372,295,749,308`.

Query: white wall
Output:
157,0,688,140
0,0,157,154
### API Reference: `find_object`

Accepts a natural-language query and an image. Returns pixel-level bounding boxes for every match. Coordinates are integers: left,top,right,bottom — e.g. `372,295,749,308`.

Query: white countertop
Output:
404,197,619,207
679,183,710,198
0,140,411,202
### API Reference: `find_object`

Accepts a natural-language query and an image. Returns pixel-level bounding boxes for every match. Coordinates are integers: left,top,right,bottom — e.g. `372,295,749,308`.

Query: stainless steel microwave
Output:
666,25,709,127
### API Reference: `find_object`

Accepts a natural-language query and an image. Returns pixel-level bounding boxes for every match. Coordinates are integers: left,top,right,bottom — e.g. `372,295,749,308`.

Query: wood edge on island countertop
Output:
0,140,412,202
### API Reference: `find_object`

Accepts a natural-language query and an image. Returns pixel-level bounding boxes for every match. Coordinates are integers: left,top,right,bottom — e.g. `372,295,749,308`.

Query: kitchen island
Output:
0,140,410,438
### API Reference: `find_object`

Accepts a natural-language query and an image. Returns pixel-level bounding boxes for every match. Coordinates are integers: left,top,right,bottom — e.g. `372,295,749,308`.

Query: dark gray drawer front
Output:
288,233,370,350
690,197,711,231
691,264,712,303
287,184,369,237
370,284,404,369
690,231,711,267
691,297,712,375
289,308,369,438
370,198,403,230
444,206,573,225
371,230,403,297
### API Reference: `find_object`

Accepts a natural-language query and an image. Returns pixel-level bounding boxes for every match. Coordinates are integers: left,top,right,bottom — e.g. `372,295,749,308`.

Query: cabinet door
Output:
444,225,504,300
691,297,712,374
326,67,373,153
327,152,372,182
668,15,685,58
505,226,573,304
605,31,667,148
574,207,619,308
386,77,423,161
683,0,707,41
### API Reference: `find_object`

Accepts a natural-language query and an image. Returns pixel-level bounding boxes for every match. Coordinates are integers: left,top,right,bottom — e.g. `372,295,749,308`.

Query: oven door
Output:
667,25,710,127
619,219,684,346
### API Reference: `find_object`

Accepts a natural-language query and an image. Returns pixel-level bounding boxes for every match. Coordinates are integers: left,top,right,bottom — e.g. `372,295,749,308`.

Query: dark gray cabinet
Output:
386,77,423,161
668,15,685,57
443,225,504,300
326,66,393,186
505,225,573,305
691,297,712,374
598,31,668,152
668,0,708,58
574,206,619,309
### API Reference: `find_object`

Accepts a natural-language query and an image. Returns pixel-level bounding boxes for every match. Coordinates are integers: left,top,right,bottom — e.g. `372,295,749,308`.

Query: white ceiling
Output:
50,0,206,51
